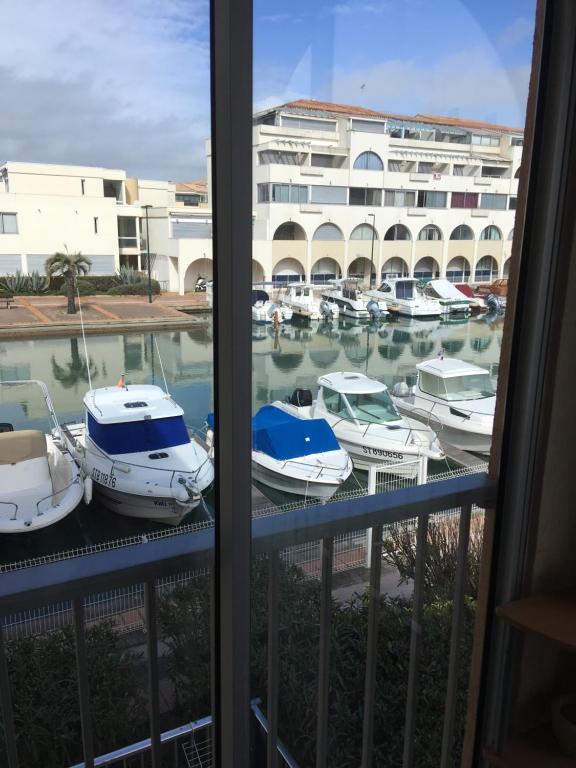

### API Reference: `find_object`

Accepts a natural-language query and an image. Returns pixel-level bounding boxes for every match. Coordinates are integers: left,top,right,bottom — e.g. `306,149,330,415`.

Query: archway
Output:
272,257,305,285
503,258,511,277
273,222,307,240
480,225,502,241
353,151,384,171
347,257,375,283
184,258,213,292
313,223,344,241
252,259,265,283
413,257,440,279
474,256,499,282
449,225,474,240
446,257,471,283
311,257,341,284
381,258,409,278
418,224,443,241
384,224,411,241
350,223,378,241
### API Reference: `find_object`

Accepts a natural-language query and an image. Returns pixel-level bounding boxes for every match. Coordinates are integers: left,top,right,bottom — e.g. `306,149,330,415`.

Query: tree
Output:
45,251,92,314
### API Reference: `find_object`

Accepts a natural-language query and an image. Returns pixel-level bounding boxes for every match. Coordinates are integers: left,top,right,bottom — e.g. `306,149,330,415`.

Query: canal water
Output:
0,312,504,566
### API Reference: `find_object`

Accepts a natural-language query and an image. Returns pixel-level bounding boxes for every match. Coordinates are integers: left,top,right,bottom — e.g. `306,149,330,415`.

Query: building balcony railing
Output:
0,472,495,768
118,236,139,248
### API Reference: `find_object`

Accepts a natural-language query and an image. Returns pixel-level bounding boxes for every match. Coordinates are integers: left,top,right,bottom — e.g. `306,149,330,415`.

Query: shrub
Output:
1,271,31,293
82,275,120,292
116,266,145,285
58,280,95,296
107,280,160,296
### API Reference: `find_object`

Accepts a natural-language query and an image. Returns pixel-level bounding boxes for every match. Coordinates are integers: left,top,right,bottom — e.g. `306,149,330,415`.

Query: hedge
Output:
107,281,161,296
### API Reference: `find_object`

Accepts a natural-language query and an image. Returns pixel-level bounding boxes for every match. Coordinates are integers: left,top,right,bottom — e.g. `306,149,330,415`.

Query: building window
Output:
353,151,384,171
481,166,507,178
271,184,308,203
257,183,270,203
450,225,474,240
417,162,434,174
94,217,99,234
451,192,478,209
350,223,378,240
311,154,345,168
511,137,524,146
351,118,386,134
471,134,500,147
384,189,416,207
480,225,502,241
417,190,447,208
475,255,498,281
281,115,336,132
509,197,517,210
0,213,18,234
384,224,411,241
480,193,507,210
258,150,301,165
309,186,347,204
453,165,465,176
349,187,382,206
81,179,86,195
387,160,402,172
418,224,442,241
312,223,343,241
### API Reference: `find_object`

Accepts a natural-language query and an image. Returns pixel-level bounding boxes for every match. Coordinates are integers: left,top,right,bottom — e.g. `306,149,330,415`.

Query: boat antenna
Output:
76,280,93,392
154,336,170,395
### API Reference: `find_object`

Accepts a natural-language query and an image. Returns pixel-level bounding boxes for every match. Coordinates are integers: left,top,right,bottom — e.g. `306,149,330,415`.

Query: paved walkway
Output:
0,293,210,339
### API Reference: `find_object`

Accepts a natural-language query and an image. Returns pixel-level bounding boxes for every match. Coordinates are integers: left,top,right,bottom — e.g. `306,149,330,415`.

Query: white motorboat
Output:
0,380,84,532
252,289,293,324
364,278,442,318
424,279,472,315
61,381,214,525
391,357,495,454
321,279,387,322
276,373,444,476
277,283,339,321
206,405,352,500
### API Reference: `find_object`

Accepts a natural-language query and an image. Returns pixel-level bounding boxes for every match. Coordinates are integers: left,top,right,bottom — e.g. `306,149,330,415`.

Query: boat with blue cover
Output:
61,381,214,525
207,405,352,500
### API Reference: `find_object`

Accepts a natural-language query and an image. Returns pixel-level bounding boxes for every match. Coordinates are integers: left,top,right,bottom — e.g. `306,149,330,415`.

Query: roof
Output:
267,99,523,135
176,180,207,195
416,358,490,378
318,372,387,395
85,384,183,424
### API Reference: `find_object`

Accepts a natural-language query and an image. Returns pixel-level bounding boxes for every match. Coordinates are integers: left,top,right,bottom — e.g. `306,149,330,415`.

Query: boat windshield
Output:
420,371,495,401
87,413,190,454
344,390,401,423
396,281,415,299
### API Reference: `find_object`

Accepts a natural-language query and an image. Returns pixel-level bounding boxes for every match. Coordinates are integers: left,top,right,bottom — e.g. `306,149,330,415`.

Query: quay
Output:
439,439,487,469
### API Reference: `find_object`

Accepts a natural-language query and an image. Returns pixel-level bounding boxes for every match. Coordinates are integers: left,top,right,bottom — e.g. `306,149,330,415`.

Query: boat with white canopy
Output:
0,380,84,532
61,380,214,525
391,356,495,454
364,278,442,318
206,405,352,500
277,283,339,321
423,279,472,315
321,279,386,322
252,289,293,324
276,372,444,476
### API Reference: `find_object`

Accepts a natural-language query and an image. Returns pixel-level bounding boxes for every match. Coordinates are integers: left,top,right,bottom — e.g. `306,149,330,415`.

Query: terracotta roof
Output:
278,99,523,135
176,180,207,195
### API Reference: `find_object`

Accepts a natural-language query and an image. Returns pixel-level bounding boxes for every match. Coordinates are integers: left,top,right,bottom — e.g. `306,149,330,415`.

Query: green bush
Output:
0,622,147,768
82,275,120,292
107,280,160,296
58,280,95,296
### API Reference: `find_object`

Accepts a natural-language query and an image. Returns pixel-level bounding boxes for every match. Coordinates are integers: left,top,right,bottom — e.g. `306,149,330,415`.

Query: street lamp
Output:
368,213,376,290
142,204,153,304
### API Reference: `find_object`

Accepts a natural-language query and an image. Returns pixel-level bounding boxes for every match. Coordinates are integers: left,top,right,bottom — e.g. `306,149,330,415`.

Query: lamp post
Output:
368,213,376,289
142,204,153,303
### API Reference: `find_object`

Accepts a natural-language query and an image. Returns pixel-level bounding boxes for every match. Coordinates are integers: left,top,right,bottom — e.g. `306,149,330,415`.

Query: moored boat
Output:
252,289,293,324
321,279,386,322
364,278,442,318
277,283,339,321
424,279,472,315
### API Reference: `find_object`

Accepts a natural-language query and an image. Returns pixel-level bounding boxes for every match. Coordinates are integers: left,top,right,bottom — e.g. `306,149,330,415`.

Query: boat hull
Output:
252,461,341,500
393,401,492,455
334,437,421,475
93,483,198,525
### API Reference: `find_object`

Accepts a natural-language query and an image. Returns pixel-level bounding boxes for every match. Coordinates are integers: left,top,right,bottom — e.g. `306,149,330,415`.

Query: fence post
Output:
417,456,428,485
366,467,377,568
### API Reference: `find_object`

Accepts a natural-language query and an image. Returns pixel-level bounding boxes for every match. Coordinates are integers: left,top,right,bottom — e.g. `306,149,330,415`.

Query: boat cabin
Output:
317,372,402,424
84,385,190,455
375,279,419,300
252,289,269,305
416,359,496,402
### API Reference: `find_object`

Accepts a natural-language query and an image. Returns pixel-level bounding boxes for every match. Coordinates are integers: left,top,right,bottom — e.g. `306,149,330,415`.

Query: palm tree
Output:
45,251,92,314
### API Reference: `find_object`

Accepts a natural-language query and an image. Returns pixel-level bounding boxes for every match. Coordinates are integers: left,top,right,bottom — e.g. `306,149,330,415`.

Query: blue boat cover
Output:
87,412,189,454
252,405,339,460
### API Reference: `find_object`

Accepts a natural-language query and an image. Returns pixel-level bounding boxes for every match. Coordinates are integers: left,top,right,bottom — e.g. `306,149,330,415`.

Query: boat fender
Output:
319,300,333,319
83,476,93,505
366,300,381,322
486,293,501,312
392,381,410,398
174,479,191,503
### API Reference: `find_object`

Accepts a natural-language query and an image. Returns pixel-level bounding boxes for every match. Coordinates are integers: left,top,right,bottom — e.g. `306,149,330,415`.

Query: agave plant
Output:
27,270,50,293
1,271,30,293
116,266,141,285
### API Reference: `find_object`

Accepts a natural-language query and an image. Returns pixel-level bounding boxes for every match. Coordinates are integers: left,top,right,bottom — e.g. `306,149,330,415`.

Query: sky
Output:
0,0,535,181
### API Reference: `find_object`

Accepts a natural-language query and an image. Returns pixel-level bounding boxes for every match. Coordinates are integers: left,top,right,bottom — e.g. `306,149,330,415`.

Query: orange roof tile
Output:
176,180,207,195
279,99,523,135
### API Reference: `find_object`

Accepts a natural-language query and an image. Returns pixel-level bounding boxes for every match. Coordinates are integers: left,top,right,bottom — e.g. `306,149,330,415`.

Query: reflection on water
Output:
0,313,504,563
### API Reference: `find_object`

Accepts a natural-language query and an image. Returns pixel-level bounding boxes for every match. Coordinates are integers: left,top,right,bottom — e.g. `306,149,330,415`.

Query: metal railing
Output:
0,472,494,768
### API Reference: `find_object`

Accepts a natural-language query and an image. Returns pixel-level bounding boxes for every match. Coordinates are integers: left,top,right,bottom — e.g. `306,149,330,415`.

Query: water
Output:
0,312,504,564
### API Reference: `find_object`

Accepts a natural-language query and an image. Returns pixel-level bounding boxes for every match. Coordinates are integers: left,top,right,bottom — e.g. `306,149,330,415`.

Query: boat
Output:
276,372,444,476
206,405,352,500
390,356,495,454
454,284,488,314
321,279,386,322
364,278,442,318
0,380,84,532
277,283,339,321
61,380,214,525
423,279,472,315
252,289,293,324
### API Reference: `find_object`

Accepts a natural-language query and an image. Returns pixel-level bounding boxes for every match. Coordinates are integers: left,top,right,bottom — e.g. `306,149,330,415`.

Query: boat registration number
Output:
361,447,404,460
92,468,117,488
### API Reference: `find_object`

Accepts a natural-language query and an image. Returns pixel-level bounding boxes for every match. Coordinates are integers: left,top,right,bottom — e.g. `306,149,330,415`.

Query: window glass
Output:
310,185,347,204
353,151,384,171
419,371,443,397
417,190,447,208
0,213,18,233
384,189,416,206
345,390,400,423
282,115,336,131
384,224,411,240
480,226,502,241
350,224,378,240
351,119,386,133
418,224,442,240
259,150,300,165
481,193,508,210
425,373,496,401
387,159,401,172
451,192,478,209
313,223,343,240
450,225,474,240
349,187,382,206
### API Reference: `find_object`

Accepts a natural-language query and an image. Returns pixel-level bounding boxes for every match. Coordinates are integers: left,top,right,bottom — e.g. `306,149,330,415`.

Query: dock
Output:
438,440,487,469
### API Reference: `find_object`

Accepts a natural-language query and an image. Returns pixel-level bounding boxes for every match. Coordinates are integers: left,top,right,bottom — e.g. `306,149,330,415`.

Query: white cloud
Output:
498,16,534,49
332,47,530,128
0,0,211,179
332,2,387,15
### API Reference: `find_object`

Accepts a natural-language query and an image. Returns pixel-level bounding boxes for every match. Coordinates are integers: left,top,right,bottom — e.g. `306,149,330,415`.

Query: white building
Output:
0,99,522,293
